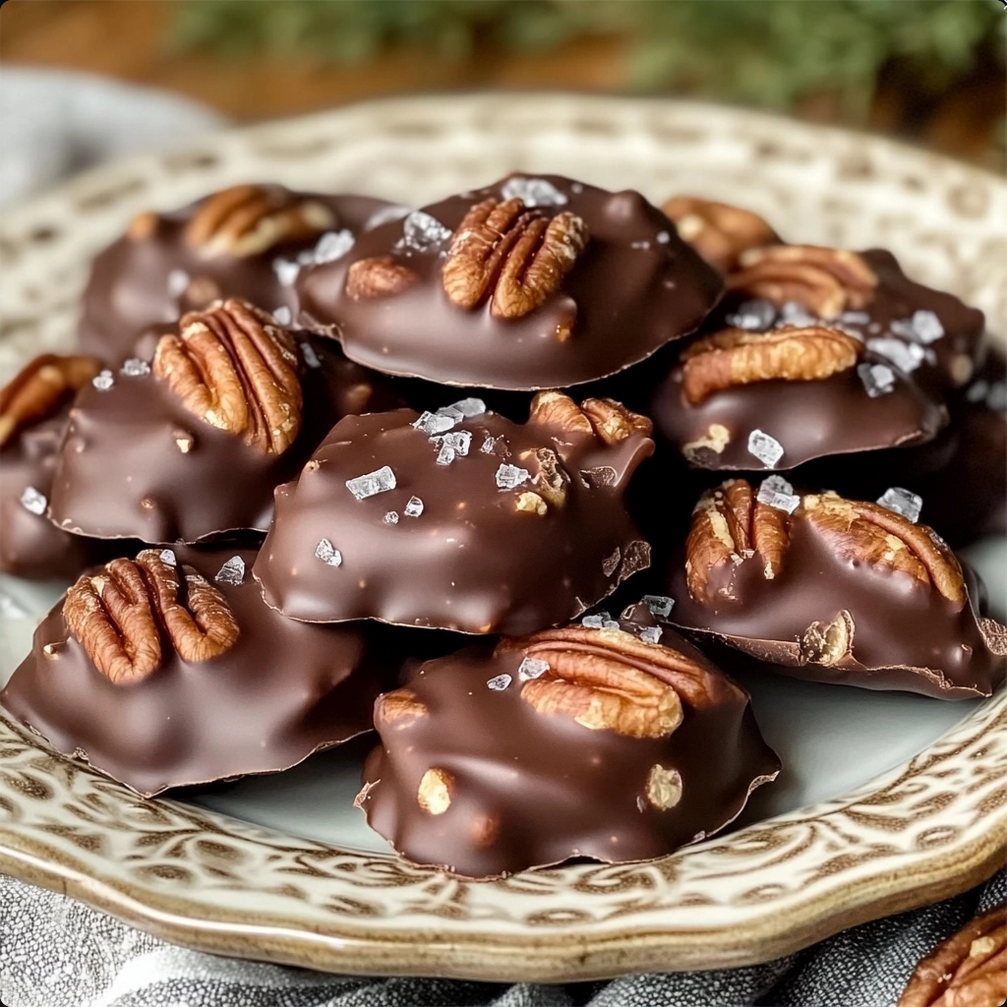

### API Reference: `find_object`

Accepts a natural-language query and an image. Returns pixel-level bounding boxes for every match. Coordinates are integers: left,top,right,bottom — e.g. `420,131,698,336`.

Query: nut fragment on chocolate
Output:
356,620,779,877
667,480,1007,699
0,545,392,797
897,903,1006,1007
253,392,655,634
662,196,780,273
295,174,721,389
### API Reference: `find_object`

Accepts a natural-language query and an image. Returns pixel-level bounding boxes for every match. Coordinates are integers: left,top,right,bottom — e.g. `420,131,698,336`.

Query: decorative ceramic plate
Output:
1,94,1005,982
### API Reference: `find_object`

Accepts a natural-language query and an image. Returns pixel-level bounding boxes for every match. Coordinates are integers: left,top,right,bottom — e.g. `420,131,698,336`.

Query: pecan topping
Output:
374,688,429,726
686,480,789,602
727,245,878,319
442,198,588,319
183,184,335,258
646,765,683,810
63,550,239,685
662,195,778,273
417,768,453,815
0,354,100,448
799,610,855,667
897,903,1006,1007
681,325,863,405
153,299,302,454
346,255,419,300
802,493,966,607
529,391,653,445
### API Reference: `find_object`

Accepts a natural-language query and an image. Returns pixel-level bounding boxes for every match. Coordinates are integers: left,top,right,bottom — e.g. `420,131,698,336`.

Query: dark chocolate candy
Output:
295,174,722,390
722,245,986,393
50,300,399,544
356,619,779,878
0,354,127,579
79,184,401,362
254,392,655,634
650,327,947,471
666,479,1007,699
0,545,393,797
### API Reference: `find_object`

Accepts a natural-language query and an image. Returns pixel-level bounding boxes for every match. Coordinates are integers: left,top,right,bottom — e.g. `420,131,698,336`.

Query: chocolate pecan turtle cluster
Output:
1,175,1003,879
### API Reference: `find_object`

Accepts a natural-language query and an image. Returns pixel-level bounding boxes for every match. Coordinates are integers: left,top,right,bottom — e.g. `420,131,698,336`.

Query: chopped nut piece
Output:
646,764,683,810
417,768,453,815
346,255,420,300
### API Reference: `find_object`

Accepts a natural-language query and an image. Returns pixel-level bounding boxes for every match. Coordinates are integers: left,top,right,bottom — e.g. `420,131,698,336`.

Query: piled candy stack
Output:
1,176,1004,878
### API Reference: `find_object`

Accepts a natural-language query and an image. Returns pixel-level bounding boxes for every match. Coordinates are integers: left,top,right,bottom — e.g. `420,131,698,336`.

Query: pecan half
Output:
662,195,778,273
153,299,303,454
183,184,335,259
442,198,588,319
727,245,878,319
346,255,419,300
681,325,863,405
0,354,100,448
799,610,855,667
686,480,789,602
529,391,653,445
63,549,239,685
802,493,966,607
898,903,1006,1007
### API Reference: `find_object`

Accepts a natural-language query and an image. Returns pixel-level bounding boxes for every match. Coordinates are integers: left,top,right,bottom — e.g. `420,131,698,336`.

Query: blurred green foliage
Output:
173,0,1003,118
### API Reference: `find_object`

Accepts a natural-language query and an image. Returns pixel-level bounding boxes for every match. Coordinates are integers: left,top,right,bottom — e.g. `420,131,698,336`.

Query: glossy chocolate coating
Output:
48,336,399,544
79,187,398,362
254,403,654,634
0,545,392,797
666,485,1006,699
296,174,722,390
0,409,128,579
357,620,780,878
650,349,947,472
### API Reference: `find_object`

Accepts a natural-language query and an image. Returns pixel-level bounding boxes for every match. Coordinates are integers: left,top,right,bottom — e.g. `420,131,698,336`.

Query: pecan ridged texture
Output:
727,244,878,319
897,902,1006,1007
686,480,789,603
529,390,653,446
442,197,588,321
153,298,303,455
182,184,335,259
662,195,778,273
345,255,420,300
0,353,101,448
63,550,239,685
802,492,966,607
680,324,863,405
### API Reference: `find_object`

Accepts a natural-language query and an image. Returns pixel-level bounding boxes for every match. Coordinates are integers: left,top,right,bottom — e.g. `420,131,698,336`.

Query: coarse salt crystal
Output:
159,548,176,566
495,463,530,490
315,538,343,566
92,370,114,391
877,487,923,524
384,511,399,524
444,397,486,418
487,674,512,691
435,442,456,466
412,411,457,435
346,466,396,500
300,342,321,368
602,619,621,630
311,229,354,264
858,361,896,397
910,311,944,343
642,595,674,618
780,301,818,327
868,337,925,373
215,556,245,586
480,434,497,454
396,211,452,253
433,430,472,459
273,259,301,287
757,475,800,514
581,614,605,629
518,657,549,681
656,230,671,244
747,429,784,468
726,298,776,332
19,486,46,515
120,358,150,377
404,496,424,518
500,177,568,207
640,626,663,644
273,305,293,326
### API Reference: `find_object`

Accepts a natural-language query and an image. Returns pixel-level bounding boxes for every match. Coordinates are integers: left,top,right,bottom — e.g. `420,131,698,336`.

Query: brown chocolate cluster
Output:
0,178,1003,881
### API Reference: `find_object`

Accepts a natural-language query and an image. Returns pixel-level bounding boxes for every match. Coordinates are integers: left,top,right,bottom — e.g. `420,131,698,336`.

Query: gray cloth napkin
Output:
1,870,1004,1007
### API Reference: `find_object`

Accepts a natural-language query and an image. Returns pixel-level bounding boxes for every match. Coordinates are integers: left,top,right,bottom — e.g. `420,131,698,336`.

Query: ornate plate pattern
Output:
0,94,1005,981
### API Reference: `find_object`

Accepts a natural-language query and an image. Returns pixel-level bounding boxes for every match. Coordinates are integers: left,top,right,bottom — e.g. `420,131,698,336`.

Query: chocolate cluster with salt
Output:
1,545,392,797
254,392,655,635
666,479,1007,699
356,613,779,878
296,174,721,390
50,299,398,544
79,184,401,362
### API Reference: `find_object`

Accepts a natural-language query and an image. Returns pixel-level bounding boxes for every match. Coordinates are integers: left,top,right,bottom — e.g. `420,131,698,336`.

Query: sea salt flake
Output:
19,486,46,515
92,370,114,391
495,463,530,490
965,379,989,404
602,619,621,630
159,548,176,566
487,674,512,691
838,311,870,325
656,230,671,245
167,268,190,298
273,305,293,326
642,595,674,618
312,229,355,264
480,434,497,454
300,342,321,368
346,465,396,499
858,361,896,397
636,796,647,813
640,626,663,644
314,538,343,567
877,487,923,524
518,657,549,681
120,358,150,377
780,301,818,327
910,310,945,343
435,442,456,466
630,240,651,250
747,429,784,468
889,318,918,340
404,495,424,518
396,211,452,253
726,299,776,331
273,258,300,287
986,381,1007,412
444,397,486,418
432,430,472,459
581,614,606,629
412,411,456,435
500,176,568,207
757,475,800,514
214,556,245,586
384,511,399,525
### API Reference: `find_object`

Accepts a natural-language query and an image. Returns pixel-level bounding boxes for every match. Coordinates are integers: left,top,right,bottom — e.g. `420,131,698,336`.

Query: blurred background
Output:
1,0,1004,203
